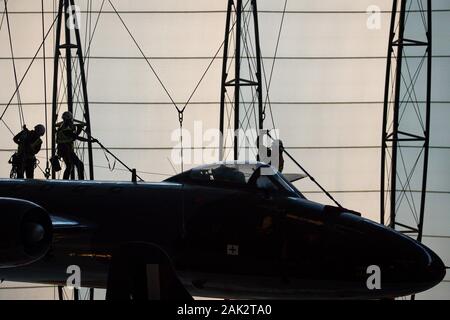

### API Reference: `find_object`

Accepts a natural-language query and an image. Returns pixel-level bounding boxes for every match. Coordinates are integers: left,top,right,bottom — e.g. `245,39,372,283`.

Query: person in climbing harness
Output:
11,124,46,179
56,111,96,180
272,139,285,173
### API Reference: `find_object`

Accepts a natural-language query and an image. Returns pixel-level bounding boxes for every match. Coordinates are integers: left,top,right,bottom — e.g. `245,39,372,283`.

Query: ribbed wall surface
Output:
0,0,448,299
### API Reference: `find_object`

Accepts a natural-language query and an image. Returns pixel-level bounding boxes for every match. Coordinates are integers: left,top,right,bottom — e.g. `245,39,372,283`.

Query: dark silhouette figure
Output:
256,135,285,173
11,124,45,179
56,111,96,180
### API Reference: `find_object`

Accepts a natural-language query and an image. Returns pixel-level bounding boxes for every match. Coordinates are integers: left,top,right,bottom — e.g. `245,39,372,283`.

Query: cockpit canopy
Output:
191,162,271,185
166,161,304,198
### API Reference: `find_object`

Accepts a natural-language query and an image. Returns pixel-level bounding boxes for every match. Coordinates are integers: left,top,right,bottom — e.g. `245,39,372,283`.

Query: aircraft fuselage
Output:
0,176,445,299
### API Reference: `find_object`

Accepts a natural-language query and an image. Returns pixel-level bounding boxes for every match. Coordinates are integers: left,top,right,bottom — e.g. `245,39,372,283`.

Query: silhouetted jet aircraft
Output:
0,162,446,299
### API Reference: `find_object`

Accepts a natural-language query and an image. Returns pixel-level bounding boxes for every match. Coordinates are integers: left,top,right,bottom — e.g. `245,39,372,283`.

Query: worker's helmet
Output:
62,111,73,121
34,124,46,136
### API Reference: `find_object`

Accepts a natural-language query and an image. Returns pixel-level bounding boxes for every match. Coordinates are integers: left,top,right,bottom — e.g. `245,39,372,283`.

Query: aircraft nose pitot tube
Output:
0,198,53,268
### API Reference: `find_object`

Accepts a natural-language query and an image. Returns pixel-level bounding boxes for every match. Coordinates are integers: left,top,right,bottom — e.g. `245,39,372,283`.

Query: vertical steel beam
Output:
63,0,74,115
380,0,398,225
389,0,407,228
64,0,75,181
74,287,79,300
57,285,64,300
51,0,64,180
417,0,432,243
251,0,264,131
219,0,234,161
234,0,242,160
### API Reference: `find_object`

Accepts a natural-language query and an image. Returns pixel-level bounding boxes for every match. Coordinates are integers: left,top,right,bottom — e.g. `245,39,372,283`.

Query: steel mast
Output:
381,0,432,244
51,0,94,180
219,0,264,160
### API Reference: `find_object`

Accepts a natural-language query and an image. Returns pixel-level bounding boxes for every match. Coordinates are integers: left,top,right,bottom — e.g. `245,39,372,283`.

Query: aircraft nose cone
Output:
347,215,446,295
385,229,446,293
419,244,446,286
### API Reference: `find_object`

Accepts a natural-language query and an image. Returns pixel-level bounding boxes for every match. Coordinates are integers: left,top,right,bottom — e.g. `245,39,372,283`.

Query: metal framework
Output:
219,0,264,160
57,286,94,300
381,0,432,243
51,0,94,180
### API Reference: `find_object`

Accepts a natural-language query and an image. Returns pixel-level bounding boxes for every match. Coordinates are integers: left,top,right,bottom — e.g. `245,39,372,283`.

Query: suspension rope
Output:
235,1,281,157
263,0,288,114
178,111,184,172
102,147,117,172
221,10,237,157
107,0,179,112
228,0,261,159
84,133,144,182
107,0,244,170
41,0,50,179
84,0,92,76
284,147,343,208
266,132,343,208
1,118,15,136
4,0,25,128
84,0,106,82
83,0,92,58
0,5,6,32
179,18,237,113
238,1,283,138
177,18,239,167
0,14,58,123
261,0,288,137
240,8,260,144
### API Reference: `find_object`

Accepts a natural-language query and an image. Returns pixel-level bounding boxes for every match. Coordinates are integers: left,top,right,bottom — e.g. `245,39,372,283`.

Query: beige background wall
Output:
0,0,448,299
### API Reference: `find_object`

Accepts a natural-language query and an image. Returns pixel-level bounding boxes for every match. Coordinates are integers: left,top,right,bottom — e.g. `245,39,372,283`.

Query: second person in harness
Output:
56,111,97,180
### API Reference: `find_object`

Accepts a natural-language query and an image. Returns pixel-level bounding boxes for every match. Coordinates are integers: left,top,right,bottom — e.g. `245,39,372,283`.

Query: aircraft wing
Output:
283,173,308,183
